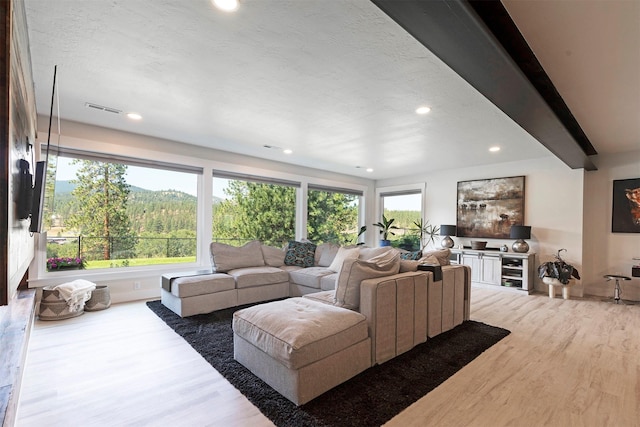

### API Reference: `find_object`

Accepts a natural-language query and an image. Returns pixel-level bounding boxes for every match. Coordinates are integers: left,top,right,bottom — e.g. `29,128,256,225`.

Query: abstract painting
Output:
457,176,525,239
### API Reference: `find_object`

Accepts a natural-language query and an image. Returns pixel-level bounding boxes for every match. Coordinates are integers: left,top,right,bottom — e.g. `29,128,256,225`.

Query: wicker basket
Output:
85,285,111,311
38,286,85,321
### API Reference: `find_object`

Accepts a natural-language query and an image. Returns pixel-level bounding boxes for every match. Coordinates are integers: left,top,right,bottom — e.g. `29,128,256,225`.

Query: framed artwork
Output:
457,176,525,239
612,178,640,233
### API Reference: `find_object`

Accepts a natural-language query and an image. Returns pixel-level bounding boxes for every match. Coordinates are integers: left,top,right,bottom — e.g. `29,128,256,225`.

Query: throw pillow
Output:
328,246,360,272
358,246,392,261
210,240,265,273
284,241,317,267
421,248,452,266
334,249,400,310
399,250,422,260
261,244,286,267
315,242,341,267
399,260,420,273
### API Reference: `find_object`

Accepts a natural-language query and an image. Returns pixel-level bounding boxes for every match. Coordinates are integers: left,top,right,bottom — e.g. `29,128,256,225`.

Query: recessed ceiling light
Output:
212,0,239,12
127,113,142,120
283,149,293,155
366,168,374,173
416,106,431,115
489,146,501,152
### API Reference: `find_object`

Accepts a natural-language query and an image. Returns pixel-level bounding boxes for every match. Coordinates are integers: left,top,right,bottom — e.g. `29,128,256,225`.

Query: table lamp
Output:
440,224,457,249
510,225,531,253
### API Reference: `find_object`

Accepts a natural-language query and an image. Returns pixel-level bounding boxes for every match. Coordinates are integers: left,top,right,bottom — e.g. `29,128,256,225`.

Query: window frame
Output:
375,183,426,230
32,145,204,280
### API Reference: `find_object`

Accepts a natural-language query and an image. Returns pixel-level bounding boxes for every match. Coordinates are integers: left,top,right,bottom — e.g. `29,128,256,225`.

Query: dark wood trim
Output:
468,0,597,157
371,0,597,170
1,0,12,307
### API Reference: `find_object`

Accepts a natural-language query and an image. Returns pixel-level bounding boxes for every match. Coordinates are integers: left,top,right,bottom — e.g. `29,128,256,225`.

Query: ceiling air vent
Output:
85,102,122,115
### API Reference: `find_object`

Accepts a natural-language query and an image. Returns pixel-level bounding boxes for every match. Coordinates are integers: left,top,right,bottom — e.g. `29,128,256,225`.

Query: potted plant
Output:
345,225,367,246
373,215,399,246
538,249,581,285
412,218,440,250
46,256,86,272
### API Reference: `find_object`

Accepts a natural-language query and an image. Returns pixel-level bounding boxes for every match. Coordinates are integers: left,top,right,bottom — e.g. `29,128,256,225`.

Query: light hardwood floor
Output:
17,287,640,427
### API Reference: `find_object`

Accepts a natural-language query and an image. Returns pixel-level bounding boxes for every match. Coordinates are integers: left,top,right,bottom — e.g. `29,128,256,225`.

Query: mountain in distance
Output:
54,180,223,204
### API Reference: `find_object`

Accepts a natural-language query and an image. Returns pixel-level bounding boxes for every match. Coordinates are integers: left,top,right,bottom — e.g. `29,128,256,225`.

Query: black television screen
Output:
30,66,58,233
29,160,46,233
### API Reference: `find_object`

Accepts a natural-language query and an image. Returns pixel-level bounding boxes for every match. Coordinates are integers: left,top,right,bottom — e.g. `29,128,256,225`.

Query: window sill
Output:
28,262,207,288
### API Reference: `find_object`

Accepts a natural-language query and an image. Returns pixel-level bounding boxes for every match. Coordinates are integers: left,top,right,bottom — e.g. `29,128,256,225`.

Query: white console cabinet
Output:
451,249,536,293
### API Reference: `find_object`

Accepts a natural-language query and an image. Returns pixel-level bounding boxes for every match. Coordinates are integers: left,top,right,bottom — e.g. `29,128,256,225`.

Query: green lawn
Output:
85,256,196,269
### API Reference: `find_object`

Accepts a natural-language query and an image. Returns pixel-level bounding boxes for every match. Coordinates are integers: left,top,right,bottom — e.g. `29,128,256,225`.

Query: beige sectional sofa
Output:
160,239,471,405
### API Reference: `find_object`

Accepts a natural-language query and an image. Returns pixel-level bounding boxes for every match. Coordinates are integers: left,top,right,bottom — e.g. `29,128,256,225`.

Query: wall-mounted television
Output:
29,65,58,233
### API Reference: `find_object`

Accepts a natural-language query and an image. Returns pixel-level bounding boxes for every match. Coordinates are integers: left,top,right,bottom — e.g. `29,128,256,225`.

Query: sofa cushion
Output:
303,290,336,305
358,246,392,260
334,249,400,310
228,266,289,289
328,246,360,272
233,297,368,370
315,242,341,267
284,241,317,267
399,260,421,273
170,273,235,298
261,244,286,267
421,248,451,266
288,267,335,289
320,272,338,291
210,240,265,272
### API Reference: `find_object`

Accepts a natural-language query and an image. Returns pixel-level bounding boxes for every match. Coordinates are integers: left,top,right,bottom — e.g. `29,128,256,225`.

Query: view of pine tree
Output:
307,190,358,244
212,181,296,246
211,181,360,246
42,153,58,230
66,160,136,260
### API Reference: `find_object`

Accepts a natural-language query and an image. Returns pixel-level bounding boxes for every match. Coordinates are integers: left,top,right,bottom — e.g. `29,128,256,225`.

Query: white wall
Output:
377,155,587,295
583,150,640,300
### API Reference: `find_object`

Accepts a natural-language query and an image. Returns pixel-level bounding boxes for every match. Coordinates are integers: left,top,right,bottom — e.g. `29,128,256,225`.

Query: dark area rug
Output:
147,300,510,427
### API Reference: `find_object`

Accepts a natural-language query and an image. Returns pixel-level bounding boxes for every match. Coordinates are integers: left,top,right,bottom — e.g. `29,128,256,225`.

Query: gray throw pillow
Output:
334,249,400,310
210,240,265,272
261,244,286,267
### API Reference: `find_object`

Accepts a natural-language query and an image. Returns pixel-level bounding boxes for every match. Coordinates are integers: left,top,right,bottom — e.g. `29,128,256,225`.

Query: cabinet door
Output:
481,255,502,285
461,254,482,283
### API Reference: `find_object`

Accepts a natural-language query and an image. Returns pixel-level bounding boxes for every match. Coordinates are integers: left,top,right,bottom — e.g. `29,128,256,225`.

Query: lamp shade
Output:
510,225,531,239
440,224,457,236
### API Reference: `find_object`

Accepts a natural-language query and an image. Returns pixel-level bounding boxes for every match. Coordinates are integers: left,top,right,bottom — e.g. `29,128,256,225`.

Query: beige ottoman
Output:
161,272,237,317
232,297,371,405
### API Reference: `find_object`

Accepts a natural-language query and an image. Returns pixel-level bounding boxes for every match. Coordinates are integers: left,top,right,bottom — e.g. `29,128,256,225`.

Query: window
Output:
380,191,422,251
307,185,361,245
45,149,200,270
212,173,297,247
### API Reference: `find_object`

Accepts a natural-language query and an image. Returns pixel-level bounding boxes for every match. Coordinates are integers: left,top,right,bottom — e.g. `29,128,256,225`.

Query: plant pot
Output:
380,240,391,247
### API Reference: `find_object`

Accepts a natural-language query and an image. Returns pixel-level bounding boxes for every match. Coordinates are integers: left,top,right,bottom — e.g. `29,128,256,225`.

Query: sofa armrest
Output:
359,271,429,365
428,264,471,337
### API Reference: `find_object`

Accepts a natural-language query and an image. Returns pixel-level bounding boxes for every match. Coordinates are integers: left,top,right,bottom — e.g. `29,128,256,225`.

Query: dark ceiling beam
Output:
371,0,597,170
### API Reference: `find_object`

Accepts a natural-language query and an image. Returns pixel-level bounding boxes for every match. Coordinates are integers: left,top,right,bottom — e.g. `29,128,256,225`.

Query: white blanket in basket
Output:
54,279,97,312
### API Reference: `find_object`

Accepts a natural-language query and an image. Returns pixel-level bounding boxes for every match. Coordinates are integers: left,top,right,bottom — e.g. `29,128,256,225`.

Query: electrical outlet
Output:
134,281,141,290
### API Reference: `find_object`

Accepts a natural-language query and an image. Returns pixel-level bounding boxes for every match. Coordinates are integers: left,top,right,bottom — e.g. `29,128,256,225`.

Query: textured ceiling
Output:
23,0,637,180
